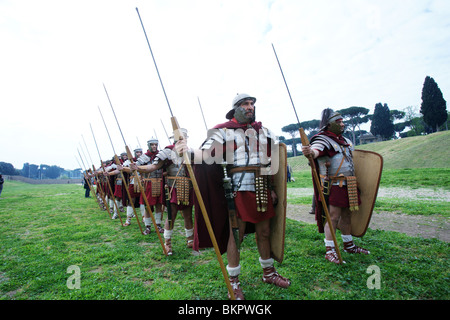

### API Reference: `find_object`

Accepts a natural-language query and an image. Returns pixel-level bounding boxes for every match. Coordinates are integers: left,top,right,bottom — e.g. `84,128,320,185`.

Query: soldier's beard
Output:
234,106,255,124
328,121,344,135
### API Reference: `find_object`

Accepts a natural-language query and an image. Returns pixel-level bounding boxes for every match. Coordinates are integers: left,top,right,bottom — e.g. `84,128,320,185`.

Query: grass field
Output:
0,179,448,301
0,132,449,301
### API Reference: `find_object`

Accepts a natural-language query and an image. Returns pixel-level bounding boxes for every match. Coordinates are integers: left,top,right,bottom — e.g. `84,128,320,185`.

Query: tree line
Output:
281,76,448,156
0,162,81,179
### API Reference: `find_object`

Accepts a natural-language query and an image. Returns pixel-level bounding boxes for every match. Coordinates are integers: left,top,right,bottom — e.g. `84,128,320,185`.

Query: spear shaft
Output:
81,134,106,209
89,122,118,221
82,134,95,166
98,105,144,235
135,8,173,117
197,96,208,131
76,149,98,204
87,124,109,213
136,6,235,299
160,119,171,145
96,107,124,226
271,43,343,264
102,86,167,255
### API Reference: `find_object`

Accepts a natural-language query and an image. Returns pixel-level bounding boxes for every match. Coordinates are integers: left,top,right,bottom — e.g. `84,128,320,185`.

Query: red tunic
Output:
311,130,361,233
193,119,276,254
234,191,275,224
139,150,164,206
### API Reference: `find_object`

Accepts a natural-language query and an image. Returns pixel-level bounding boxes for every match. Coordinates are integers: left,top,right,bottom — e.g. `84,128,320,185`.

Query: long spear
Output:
271,43,343,264
79,141,100,203
137,137,142,149
81,135,106,210
136,7,235,299
160,119,171,145
86,126,109,214
197,96,208,131
98,105,144,235
82,134,95,168
89,121,123,225
75,152,101,210
102,85,167,255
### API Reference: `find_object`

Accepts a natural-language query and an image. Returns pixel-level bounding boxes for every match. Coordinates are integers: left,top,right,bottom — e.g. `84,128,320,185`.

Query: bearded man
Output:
176,93,291,300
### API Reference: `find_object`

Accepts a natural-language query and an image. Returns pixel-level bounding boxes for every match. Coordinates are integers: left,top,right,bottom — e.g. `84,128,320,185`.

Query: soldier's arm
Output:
130,161,164,174
301,145,319,159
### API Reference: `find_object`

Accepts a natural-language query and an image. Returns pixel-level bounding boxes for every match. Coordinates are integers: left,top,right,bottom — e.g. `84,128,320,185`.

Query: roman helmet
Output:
147,137,159,150
320,108,344,135
134,147,143,157
225,93,256,120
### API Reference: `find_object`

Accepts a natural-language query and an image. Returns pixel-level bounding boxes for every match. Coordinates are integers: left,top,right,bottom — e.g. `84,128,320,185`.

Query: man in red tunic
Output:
130,133,194,254
177,93,290,300
302,108,370,264
115,148,143,226
123,138,165,235
105,153,128,219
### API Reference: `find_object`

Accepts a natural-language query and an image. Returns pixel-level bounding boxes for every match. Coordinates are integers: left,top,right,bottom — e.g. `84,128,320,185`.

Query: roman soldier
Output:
176,93,291,300
130,131,194,255
99,160,111,210
131,138,166,235
83,169,93,198
105,153,127,219
98,159,116,216
302,108,370,264
117,148,143,226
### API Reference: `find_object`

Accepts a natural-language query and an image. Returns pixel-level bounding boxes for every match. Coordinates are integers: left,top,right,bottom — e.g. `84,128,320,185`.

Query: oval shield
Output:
350,149,383,237
269,143,287,263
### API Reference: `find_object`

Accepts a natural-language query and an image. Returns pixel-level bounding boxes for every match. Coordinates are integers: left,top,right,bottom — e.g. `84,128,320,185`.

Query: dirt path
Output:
287,203,450,242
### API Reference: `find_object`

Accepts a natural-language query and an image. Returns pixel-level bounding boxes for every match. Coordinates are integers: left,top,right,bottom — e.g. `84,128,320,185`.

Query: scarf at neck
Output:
213,118,263,131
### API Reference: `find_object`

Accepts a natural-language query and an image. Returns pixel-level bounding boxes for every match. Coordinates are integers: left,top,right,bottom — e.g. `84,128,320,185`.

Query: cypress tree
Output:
370,103,394,140
420,76,447,132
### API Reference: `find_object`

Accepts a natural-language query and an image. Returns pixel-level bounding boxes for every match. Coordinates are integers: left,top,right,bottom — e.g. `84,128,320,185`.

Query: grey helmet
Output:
226,93,256,120
134,147,143,156
147,137,159,150
319,108,343,134
147,137,158,144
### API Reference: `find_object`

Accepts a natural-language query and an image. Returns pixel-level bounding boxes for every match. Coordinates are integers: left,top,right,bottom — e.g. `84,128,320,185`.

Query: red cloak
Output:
193,119,266,254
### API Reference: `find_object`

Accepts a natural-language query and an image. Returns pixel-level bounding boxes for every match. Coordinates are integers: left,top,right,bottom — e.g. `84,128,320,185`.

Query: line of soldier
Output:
82,93,370,300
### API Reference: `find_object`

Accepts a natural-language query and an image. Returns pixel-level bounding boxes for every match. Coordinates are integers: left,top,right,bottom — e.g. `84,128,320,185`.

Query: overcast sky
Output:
1,0,449,171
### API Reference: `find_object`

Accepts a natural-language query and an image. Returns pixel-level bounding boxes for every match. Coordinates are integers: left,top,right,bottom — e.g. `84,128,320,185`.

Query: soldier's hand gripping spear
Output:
102,84,168,256
271,43,343,264
136,7,236,299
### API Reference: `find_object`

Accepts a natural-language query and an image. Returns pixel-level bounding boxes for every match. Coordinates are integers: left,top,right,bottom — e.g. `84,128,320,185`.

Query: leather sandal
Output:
262,266,291,288
143,226,152,235
325,247,346,264
343,241,370,254
165,238,173,256
228,276,244,300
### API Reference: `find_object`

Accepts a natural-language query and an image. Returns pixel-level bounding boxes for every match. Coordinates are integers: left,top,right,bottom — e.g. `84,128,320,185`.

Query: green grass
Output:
287,131,450,215
287,168,450,216
0,180,448,300
379,168,450,190
356,131,450,169
287,130,450,171
374,198,449,216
